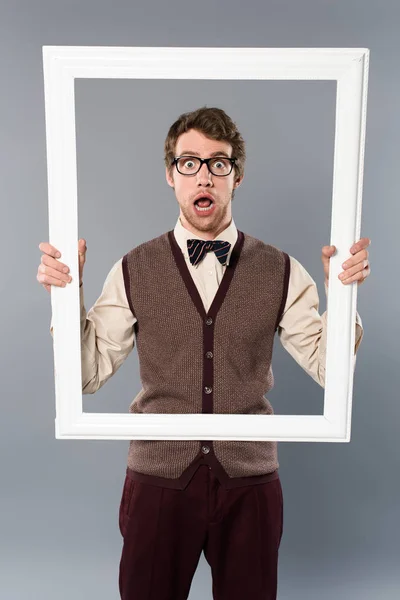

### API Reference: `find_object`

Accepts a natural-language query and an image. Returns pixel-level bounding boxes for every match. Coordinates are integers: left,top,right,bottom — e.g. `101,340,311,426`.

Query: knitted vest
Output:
122,229,290,490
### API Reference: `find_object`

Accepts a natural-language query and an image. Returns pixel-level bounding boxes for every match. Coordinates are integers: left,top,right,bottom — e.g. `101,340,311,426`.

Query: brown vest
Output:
121,229,290,489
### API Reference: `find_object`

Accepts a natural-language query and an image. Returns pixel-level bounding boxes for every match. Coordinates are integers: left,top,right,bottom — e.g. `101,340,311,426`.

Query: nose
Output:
196,162,213,185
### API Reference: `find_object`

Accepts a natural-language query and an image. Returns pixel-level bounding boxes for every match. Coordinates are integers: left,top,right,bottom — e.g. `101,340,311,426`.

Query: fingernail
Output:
56,252,61,258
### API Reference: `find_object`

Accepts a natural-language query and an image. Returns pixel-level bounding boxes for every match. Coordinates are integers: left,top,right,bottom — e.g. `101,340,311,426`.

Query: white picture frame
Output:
42,46,369,442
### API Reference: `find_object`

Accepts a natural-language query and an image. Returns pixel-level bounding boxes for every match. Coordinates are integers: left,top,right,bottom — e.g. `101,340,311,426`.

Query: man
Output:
38,106,371,600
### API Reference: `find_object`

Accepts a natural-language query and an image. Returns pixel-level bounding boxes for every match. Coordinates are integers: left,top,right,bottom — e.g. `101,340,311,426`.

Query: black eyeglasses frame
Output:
171,155,237,177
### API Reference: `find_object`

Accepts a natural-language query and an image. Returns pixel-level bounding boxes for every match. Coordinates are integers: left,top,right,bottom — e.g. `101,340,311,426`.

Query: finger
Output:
37,263,72,286
41,252,70,274
340,265,369,284
339,259,369,280
341,251,369,272
38,242,62,258
350,238,371,254
37,272,67,287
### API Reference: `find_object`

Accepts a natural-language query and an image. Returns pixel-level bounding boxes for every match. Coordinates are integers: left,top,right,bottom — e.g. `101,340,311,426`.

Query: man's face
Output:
165,129,243,238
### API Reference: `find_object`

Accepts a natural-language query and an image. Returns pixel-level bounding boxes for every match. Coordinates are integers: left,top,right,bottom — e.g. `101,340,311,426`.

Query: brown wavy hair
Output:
164,106,246,199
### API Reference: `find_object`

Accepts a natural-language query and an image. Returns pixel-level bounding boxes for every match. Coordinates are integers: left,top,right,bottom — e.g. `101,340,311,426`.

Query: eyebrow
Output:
178,150,231,158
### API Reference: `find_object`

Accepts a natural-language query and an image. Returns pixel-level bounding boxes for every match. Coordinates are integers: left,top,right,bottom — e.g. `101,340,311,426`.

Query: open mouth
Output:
193,197,215,213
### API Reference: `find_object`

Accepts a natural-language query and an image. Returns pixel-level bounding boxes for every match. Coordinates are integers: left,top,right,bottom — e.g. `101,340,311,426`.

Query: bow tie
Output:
187,238,231,267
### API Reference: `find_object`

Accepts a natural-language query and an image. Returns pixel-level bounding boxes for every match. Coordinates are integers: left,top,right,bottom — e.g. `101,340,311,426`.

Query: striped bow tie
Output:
187,238,231,267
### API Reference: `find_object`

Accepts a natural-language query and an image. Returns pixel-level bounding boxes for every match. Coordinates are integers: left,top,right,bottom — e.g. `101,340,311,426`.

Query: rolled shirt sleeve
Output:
277,256,364,388
50,258,136,394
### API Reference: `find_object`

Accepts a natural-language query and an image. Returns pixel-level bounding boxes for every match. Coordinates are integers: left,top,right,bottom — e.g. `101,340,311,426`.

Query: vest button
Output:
205,317,213,325
204,386,212,394
201,445,210,454
205,351,213,359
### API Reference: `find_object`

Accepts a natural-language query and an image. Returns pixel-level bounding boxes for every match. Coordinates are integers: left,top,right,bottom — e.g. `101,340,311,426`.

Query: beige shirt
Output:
50,216,364,394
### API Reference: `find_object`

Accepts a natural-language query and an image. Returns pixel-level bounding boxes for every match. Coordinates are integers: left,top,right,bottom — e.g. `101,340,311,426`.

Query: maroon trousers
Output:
118,463,283,600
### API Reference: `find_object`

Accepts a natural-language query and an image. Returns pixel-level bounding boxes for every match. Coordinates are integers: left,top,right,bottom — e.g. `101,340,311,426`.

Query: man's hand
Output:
322,237,371,287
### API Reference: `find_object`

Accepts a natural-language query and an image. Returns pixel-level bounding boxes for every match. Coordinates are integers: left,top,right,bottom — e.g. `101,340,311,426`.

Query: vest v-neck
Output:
167,229,245,320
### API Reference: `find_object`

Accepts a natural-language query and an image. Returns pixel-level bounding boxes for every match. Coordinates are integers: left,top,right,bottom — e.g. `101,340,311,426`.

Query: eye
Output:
177,157,199,171
210,158,230,172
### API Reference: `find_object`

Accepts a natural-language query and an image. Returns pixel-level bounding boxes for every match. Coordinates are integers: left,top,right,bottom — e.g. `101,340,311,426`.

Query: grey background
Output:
0,1,398,599
76,76,336,416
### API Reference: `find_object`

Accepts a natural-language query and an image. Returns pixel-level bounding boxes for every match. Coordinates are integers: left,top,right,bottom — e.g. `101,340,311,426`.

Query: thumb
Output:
78,238,87,256
78,239,87,281
321,245,336,281
322,245,336,257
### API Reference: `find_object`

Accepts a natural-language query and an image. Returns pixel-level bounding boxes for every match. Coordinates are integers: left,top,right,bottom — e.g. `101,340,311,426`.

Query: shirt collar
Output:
174,215,238,267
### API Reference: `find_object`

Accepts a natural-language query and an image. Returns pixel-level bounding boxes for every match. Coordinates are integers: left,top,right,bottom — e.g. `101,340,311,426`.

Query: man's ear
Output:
166,166,175,188
234,173,244,188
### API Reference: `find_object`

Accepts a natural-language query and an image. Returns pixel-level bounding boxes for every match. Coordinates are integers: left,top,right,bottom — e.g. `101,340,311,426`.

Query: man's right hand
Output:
37,239,87,294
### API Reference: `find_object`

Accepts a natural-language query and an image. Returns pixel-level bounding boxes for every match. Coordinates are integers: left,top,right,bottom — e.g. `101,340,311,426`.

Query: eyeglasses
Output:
172,155,237,177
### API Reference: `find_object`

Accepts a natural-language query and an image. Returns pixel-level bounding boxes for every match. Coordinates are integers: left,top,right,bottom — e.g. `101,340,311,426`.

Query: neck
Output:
179,215,232,240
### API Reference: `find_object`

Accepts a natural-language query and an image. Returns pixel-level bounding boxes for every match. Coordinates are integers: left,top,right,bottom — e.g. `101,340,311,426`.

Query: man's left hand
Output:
322,237,371,287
